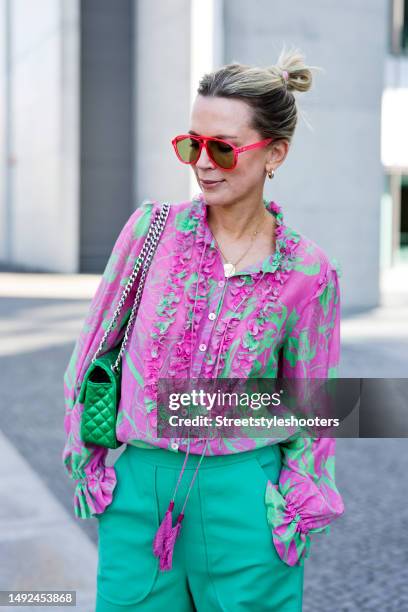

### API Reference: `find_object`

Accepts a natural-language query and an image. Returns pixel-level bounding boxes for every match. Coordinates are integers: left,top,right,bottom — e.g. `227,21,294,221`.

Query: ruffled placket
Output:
166,204,218,380
200,197,301,379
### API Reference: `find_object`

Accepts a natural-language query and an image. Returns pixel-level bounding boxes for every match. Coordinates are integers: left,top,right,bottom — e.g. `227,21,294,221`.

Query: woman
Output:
63,47,345,611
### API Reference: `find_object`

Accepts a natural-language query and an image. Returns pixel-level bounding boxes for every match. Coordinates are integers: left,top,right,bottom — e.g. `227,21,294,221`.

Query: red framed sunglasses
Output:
171,134,273,171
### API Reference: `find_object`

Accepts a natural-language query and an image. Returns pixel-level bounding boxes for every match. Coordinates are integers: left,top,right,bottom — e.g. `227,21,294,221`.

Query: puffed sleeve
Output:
62,200,157,518
266,262,345,565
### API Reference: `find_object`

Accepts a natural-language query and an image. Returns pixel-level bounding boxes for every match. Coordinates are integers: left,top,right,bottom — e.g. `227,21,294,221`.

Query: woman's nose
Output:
195,144,216,170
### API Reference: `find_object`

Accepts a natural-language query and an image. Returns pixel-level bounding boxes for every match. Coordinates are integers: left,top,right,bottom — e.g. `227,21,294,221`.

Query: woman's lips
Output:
200,179,224,188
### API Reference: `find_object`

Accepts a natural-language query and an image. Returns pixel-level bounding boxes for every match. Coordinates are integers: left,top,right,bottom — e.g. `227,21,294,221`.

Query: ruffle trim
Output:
203,198,302,378
74,464,117,519
143,199,203,417
265,476,344,566
166,204,218,380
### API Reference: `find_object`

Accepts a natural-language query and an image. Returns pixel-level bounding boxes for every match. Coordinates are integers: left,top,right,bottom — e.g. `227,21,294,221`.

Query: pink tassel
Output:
159,513,184,571
153,500,174,558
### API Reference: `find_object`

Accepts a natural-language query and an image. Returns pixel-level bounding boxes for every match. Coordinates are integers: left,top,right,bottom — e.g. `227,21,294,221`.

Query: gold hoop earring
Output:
267,169,275,179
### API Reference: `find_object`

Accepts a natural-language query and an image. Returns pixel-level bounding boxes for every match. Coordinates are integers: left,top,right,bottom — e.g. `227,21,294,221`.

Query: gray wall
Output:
133,0,191,206
80,0,133,273
0,0,79,273
224,0,388,313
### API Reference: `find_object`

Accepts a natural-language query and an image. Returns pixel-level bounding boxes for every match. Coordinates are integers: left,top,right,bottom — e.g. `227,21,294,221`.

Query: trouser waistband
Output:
124,441,281,470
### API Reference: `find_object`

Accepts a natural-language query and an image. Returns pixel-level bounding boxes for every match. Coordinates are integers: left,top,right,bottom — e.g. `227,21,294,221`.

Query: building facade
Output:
0,0,396,314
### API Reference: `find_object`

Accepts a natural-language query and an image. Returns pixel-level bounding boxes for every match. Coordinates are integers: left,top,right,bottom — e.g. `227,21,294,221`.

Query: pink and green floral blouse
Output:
62,192,345,566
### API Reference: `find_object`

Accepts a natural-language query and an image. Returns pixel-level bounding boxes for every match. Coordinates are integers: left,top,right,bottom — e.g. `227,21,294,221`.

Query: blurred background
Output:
0,1,407,610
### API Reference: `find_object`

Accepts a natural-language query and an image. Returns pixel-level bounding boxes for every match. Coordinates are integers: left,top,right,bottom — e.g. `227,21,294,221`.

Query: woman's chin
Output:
200,187,231,206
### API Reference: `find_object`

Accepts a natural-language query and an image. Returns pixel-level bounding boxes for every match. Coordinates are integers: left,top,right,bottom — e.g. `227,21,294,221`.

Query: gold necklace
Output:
211,211,267,278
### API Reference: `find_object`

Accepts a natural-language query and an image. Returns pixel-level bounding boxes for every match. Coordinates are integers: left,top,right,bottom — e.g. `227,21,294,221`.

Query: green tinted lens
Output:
207,140,235,168
176,137,201,163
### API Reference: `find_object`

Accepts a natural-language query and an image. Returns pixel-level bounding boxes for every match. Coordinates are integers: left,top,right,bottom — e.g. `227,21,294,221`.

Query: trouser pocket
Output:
251,444,282,486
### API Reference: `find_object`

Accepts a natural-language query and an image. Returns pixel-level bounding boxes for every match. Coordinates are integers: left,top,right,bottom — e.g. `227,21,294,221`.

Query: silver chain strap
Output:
91,202,171,373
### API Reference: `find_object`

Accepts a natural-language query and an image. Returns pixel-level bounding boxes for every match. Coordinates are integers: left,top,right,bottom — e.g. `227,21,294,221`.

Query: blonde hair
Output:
196,45,323,143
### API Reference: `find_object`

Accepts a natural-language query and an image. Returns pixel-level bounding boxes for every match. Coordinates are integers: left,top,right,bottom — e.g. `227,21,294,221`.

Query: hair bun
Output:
274,45,322,93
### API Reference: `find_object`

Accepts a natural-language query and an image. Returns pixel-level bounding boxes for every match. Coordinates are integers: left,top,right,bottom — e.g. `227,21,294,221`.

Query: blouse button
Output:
199,343,207,351
218,280,225,288
208,312,216,320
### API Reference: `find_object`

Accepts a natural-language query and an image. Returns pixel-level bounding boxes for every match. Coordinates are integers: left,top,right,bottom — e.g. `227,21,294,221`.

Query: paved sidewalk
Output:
0,430,97,611
0,272,100,300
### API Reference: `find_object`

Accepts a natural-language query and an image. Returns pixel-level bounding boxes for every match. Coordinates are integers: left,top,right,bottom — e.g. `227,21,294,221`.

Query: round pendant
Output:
223,262,235,278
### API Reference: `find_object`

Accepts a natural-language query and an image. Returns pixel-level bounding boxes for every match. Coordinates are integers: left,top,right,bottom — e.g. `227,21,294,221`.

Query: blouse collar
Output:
191,192,288,276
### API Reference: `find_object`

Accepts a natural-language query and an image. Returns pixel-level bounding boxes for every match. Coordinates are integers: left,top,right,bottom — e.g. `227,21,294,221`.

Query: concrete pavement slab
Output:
0,430,97,611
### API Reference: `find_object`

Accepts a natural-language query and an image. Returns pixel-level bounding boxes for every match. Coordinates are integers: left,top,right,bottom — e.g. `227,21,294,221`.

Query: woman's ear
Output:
268,139,289,167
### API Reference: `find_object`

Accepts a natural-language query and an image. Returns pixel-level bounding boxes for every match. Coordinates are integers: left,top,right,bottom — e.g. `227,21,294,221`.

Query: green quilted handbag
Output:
79,345,123,448
79,202,171,449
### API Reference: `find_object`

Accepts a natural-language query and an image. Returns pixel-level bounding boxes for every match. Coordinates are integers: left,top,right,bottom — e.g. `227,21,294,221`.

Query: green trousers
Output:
95,443,304,611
